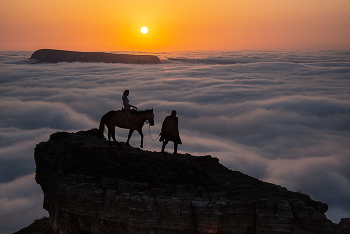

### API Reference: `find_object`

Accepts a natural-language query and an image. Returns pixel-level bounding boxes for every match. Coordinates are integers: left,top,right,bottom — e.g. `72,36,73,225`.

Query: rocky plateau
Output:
33,129,350,234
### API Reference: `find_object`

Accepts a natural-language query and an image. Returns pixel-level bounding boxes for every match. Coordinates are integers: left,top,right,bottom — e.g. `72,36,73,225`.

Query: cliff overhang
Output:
34,129,349,234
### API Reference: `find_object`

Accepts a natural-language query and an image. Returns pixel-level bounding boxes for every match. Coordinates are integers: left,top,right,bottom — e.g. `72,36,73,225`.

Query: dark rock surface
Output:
13,217,53,234
29,49,161,64
34,129,349,234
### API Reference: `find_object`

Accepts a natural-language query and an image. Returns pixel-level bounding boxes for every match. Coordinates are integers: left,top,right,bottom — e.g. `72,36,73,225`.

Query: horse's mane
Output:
131,109,153,115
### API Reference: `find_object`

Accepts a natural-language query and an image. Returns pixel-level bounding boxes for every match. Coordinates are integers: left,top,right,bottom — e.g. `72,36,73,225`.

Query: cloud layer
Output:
1,50,350,232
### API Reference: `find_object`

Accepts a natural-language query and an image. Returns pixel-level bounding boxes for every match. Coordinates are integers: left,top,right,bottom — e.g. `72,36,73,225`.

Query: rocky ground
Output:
27,129,350,234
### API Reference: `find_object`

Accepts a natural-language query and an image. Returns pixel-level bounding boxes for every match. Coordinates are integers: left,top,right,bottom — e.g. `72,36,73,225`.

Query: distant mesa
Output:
29,49,161,64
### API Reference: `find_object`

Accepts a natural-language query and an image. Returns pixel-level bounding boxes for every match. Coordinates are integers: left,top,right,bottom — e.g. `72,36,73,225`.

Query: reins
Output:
146,120,160,141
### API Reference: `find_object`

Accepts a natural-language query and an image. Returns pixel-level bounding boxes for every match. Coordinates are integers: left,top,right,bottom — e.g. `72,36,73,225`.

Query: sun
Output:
141,26,148,34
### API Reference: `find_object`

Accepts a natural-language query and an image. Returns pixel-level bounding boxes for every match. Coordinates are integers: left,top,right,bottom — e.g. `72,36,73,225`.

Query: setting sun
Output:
141,27,148,34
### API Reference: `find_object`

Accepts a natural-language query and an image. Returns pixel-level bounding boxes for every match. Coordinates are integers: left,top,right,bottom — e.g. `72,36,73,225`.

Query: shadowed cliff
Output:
29,49,161,64
32,129,350,234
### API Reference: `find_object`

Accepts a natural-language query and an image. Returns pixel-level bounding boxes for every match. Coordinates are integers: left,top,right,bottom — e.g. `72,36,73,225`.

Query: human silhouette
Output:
159,110,182,154
122,90,137,117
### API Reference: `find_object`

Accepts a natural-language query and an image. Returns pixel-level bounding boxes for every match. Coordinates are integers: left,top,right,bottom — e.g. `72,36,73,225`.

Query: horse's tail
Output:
98,114,106,137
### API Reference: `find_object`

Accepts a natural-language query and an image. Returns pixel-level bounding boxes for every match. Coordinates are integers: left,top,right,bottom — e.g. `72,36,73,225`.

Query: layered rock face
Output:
30,49,161,64
34,129,349,234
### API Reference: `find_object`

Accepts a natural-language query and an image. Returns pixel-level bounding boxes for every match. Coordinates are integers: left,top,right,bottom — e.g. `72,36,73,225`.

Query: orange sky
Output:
1,0,350,52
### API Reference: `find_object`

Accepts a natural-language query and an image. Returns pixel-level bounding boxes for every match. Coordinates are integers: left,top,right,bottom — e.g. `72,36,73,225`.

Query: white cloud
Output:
0,99,97,130
0,174,47,234
1,51,350,232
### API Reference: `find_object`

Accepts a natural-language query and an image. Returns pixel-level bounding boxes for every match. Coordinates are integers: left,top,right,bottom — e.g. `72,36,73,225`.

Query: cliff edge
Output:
34,129,349,234
29,49,161,64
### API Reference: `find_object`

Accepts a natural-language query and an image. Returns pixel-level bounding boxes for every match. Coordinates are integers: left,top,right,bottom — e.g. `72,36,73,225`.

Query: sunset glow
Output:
1,0,350,51
1,1,350,232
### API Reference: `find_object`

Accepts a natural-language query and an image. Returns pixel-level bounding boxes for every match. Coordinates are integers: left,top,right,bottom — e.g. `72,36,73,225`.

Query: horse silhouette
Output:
98,109,154,148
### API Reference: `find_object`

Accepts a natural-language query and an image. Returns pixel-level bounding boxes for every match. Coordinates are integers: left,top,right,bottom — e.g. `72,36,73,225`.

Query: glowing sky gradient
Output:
1,0,350,51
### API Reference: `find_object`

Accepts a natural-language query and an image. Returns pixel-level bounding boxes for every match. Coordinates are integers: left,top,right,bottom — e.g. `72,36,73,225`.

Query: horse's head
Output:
147,109,155,126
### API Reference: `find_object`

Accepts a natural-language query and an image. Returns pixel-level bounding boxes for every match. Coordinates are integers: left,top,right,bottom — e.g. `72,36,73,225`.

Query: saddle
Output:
121,107,138,114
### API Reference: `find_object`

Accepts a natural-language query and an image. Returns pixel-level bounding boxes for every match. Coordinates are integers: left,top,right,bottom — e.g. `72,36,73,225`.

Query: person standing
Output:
122,90,137,117
160,110,182,154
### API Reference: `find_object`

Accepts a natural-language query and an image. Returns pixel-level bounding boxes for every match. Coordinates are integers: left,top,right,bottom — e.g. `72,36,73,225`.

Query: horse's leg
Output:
107,127,112,147
126,129,134,146
137,129,144,148
111,127,117,146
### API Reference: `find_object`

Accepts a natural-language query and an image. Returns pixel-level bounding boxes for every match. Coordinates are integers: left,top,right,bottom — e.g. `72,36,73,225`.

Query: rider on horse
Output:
99,90,154,148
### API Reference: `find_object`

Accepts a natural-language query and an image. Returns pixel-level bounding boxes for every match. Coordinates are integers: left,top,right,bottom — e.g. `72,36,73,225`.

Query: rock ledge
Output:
34,129,349,234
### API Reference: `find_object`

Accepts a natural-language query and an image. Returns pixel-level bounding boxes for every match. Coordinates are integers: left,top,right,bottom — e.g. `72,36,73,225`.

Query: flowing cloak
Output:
160,115,182,144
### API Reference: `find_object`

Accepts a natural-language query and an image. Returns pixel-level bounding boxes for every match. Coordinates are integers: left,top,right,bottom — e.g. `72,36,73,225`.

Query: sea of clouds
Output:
0,50,350,233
